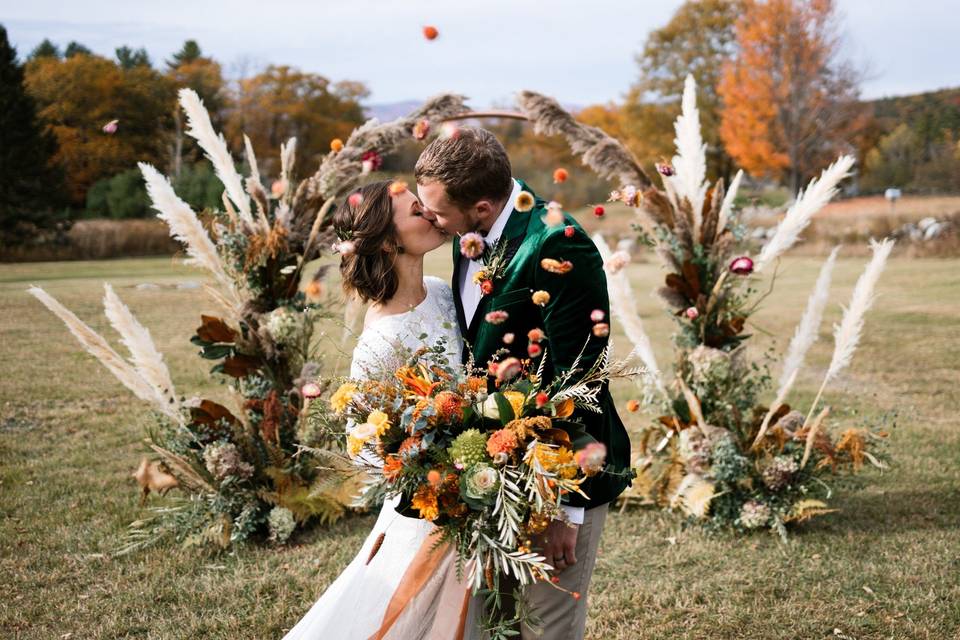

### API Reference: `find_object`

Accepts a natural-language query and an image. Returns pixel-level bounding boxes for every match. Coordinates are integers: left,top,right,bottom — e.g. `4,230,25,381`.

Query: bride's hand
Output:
536,519,579,573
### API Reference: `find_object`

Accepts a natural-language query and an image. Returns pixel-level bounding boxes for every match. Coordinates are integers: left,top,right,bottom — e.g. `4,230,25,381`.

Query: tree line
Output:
2,0,959,249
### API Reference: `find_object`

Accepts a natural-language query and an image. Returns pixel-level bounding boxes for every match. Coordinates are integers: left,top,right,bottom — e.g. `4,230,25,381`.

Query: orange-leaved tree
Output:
226,65,367,178
718,0,864,191
24,53,173,205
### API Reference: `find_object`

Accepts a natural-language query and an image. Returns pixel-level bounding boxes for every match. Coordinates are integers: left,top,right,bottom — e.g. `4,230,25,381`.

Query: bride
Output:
282,179,479,640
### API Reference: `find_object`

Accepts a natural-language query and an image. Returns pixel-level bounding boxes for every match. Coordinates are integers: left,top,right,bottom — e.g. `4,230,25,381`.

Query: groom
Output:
415,126,632,639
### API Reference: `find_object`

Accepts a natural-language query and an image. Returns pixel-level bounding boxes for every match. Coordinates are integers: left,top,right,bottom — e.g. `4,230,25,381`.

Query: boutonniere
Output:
460,232,510,296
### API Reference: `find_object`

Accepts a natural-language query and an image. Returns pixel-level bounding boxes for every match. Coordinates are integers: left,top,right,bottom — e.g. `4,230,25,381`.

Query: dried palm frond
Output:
754,155,855,273
700,179,724,248
783,499,838,523
102,284,181,422
517,91,652,189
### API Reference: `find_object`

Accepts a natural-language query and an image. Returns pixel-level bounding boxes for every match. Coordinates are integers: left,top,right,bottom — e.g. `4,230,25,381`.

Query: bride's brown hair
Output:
332,180,403,304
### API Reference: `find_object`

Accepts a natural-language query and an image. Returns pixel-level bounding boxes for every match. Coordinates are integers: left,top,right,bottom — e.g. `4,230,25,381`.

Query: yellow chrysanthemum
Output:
331,383,357,413
503,391,526,419
515,190,535,212
347,435,364,458
366,410,391,437
529,443,575,475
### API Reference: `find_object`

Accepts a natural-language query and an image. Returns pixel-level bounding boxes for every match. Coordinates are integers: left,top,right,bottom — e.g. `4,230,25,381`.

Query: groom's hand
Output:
537,519,579,573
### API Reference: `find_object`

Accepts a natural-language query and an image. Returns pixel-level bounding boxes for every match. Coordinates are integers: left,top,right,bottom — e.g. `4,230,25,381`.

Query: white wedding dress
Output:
283,276,481,640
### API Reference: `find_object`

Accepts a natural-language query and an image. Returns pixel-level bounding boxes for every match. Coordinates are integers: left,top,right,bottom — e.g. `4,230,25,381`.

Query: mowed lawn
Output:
1,249,958,639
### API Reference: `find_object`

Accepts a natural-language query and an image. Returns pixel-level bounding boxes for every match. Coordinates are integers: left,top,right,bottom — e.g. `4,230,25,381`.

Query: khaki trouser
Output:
465,504,608,640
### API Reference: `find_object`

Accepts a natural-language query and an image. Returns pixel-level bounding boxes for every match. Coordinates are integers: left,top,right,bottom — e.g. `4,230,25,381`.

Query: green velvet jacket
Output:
452,180,634,509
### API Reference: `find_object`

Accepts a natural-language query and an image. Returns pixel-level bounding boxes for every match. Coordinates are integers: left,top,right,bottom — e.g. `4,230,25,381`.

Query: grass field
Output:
2,250,958,639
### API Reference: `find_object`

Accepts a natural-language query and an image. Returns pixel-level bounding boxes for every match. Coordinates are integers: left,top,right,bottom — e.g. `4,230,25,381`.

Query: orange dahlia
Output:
486,428,519,456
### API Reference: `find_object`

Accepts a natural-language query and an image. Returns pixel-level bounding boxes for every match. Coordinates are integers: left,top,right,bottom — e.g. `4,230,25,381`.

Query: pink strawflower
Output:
575,442,607,476
485,310,509,325
301,382,322,398
459,232,485,259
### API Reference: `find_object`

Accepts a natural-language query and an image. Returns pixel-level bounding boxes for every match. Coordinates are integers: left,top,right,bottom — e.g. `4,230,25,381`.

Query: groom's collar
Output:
481,178,522,245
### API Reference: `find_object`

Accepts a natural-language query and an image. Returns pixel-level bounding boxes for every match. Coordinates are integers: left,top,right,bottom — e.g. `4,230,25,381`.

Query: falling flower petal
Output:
592,322,610,337
531,290,550,306
540,258,573,275
301,382,322,398
527,342,542,358
593,205,605,218
330,138,344,152
102,119,119,134
495,357,522,382
527,328,546,343
553,168,569,183
484,310,509,325
590,309,605,323
685,307,699,320
440,122,460,139
564,225,575,238
503,332,515,344
515,191,535,212
389,180,408,196
604,250,630,274
423,25,439,40
626,399,640,413
413,119,430,140
348,192,363,208
459,232,485,259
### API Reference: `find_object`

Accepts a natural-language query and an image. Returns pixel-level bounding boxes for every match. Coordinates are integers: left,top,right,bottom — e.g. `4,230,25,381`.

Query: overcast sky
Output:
3,0,957,107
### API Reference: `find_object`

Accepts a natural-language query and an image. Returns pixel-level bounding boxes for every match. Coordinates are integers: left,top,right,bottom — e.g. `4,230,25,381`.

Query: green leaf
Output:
493,392,515,424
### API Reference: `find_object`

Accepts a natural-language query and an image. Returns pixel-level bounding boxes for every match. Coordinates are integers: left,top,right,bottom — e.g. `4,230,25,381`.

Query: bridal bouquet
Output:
304,336,639,632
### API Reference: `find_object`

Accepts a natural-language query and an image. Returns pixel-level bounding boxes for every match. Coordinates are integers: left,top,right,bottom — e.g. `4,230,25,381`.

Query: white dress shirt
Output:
456,178,585,526
459,178,522,327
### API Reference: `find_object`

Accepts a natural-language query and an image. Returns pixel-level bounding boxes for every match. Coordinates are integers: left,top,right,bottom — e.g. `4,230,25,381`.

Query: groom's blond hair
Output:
415,126,512,209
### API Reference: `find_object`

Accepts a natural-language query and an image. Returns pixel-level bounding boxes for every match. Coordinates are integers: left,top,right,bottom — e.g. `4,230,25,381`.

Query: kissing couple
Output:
282,126,632,640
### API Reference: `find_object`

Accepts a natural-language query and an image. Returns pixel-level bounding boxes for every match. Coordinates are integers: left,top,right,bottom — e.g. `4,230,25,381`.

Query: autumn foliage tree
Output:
24,53,174,205
226,65,367,177
624,0,743,178
718,0,863,191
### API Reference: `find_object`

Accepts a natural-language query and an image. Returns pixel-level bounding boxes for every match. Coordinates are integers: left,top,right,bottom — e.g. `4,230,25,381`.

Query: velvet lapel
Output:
464,181,536,342
451,237,468,338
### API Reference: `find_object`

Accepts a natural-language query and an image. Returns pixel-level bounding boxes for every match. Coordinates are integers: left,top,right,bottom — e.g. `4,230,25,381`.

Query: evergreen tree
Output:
116,45,151,69
166,40,202,70
64,41,92,58
28,38,60,60
0,25,66,245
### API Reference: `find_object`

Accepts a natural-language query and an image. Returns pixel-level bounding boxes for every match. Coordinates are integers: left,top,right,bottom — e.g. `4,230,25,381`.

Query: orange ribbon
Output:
368,531,472,640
